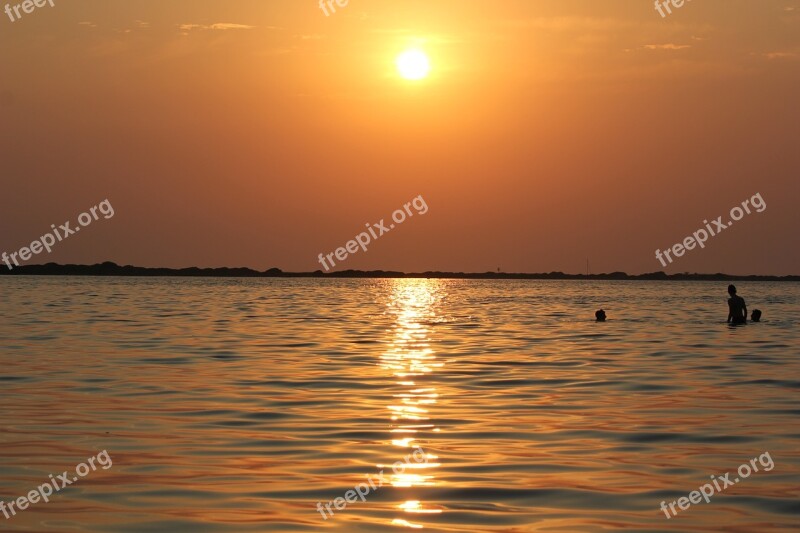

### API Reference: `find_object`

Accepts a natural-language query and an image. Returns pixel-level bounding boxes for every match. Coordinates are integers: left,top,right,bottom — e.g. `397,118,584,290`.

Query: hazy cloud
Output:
644,43,692,50
179,23,256,32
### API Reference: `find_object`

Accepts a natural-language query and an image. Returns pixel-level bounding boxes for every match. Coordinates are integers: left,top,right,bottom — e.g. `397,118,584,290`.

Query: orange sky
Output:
1,0,798,274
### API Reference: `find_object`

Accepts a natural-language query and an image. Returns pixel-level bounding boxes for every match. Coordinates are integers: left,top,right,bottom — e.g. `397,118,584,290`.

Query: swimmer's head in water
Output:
595,309,606,322
751,309,762,322
728,284,737,296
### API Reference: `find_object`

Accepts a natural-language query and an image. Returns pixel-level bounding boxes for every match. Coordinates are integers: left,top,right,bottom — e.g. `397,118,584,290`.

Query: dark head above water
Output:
728,284,737,296
751,309,762,322
595,309,606,322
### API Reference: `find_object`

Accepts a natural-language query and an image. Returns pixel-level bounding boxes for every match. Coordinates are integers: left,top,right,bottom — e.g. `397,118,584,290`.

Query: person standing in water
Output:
727,284,748,325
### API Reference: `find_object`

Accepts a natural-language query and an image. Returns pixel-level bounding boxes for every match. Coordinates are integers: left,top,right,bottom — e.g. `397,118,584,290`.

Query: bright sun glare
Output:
396,49,431,80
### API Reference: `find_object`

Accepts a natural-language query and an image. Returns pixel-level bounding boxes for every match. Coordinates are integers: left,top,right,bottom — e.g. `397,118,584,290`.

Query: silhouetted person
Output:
595,309,606,322
751,309,762,322
727,284,747,325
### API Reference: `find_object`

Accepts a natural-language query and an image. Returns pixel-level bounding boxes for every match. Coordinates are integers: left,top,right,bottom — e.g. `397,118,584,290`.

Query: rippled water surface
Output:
1,278,799,532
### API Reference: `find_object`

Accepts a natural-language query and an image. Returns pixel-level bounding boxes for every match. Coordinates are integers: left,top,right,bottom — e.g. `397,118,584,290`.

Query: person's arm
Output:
727,299,733,323
743,300,748,321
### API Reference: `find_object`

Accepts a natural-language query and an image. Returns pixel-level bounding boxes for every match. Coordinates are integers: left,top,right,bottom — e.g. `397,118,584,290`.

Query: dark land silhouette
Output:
1,262,799,281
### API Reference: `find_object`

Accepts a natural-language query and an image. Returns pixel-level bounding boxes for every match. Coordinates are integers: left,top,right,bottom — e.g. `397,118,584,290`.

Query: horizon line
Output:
1,262,799,281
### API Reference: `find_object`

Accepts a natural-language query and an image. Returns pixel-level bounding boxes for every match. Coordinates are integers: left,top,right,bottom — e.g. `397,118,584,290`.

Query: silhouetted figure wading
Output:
727,284,747,325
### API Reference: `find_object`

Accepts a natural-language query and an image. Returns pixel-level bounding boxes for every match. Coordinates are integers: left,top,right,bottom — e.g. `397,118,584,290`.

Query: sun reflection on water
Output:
380,279,446,527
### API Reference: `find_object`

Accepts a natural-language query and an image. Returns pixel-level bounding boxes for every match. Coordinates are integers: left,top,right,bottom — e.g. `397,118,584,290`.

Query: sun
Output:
396,49,431,80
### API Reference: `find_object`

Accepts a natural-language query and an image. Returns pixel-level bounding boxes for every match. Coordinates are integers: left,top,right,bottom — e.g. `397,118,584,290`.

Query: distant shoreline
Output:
1,262,798,281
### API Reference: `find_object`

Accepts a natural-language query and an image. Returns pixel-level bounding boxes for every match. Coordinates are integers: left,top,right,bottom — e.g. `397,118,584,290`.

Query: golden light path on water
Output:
2,278,800,531
381,280,445,528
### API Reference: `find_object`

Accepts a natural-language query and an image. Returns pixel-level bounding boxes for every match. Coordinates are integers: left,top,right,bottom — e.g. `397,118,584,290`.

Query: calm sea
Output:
1,278,798,532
